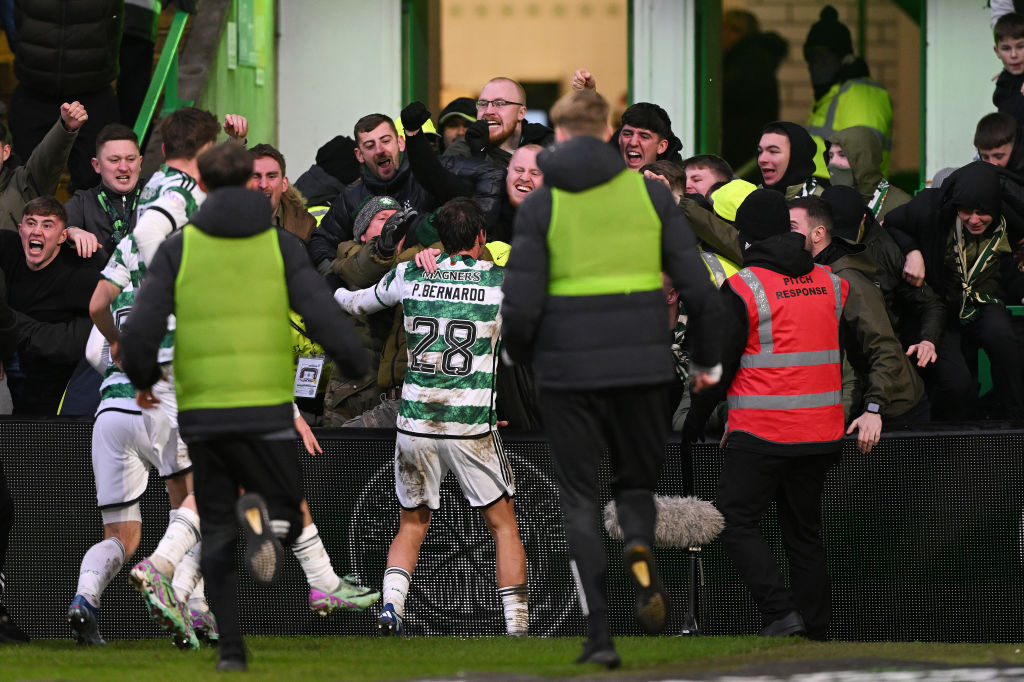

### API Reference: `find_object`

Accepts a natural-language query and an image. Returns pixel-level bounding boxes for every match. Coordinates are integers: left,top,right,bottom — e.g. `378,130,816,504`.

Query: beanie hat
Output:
735,188,790,247
710,179,757,223
353,195,400,242
804,5,853,59
438,97,477,128
821,185,868,242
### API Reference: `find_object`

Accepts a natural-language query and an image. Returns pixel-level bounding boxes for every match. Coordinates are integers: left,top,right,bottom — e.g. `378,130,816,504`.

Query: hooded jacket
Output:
501,135,722,390
760,121,826,199
814,237,925,418
121,187,369,439
828,126,910,221
310,155,437,271
885,161,1011,304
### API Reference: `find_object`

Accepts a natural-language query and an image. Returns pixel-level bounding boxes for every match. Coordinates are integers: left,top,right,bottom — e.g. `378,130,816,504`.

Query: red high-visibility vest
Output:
726,264,849,445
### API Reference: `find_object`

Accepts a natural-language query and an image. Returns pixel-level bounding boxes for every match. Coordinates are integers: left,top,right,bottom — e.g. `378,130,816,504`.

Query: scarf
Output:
96,187,141,245
953,216,1008,325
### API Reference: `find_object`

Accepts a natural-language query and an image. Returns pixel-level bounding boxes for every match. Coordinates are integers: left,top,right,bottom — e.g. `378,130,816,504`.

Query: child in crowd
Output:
993,13,1024,127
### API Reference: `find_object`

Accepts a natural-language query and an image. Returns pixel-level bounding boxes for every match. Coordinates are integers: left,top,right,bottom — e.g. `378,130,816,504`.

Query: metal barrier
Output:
2,420,1022,641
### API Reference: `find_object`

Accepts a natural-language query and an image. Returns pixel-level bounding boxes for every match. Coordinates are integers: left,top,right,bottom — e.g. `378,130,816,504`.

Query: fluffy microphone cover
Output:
603,495,724,548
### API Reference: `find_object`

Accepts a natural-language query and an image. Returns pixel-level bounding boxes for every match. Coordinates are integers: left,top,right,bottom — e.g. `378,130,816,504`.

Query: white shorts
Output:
394,431,514,510
92,402,191,512
152,371,188,463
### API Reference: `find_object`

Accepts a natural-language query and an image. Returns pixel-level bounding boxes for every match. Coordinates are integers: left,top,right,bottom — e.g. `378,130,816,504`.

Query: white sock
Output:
188,577,209,612
291,523,341,592
151,506,201,574
381,566,411,615
498,584,529,636
76,537,126,608
171,540,202,603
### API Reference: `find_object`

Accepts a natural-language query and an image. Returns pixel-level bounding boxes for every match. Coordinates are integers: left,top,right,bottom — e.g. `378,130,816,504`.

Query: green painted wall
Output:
198,0,277,145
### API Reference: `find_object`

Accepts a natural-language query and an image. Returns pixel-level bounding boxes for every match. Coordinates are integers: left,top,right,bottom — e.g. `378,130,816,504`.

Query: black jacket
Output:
994,69,1024,129
405,132,508,237
501,135,722,390
310,156,437,270
121,187,369,439
293,164,346,207
14,0,123,97
443,120,555,168
65,182,141,266
0,272,16,360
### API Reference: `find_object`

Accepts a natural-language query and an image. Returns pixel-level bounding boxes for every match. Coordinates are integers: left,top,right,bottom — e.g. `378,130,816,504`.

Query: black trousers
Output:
9,84,120,192
716,442,840,639
187,434,303,660
928,305,1024,420
538,384,671,641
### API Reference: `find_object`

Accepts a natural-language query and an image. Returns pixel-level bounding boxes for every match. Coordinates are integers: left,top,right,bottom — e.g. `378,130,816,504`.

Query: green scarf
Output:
953,216,1008,325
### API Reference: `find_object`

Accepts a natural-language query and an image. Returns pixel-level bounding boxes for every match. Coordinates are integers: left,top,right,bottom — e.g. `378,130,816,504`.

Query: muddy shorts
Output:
393,431,515,510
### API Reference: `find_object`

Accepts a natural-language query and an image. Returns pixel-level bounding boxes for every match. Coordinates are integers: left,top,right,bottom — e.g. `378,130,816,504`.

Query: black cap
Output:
438,97,477,128
736,188,790,247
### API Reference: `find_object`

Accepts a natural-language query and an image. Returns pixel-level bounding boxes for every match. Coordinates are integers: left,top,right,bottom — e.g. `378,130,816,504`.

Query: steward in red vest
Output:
682,188,883,643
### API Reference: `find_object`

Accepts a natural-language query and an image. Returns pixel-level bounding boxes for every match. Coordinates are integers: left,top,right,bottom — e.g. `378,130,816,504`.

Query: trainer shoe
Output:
377,603,404,636
171,601,199,650
310,577,381,615
624,540,669,634
129,558,197,649
0,603,29,643
67,594,105,646
236,493,283,586
191,607,219,646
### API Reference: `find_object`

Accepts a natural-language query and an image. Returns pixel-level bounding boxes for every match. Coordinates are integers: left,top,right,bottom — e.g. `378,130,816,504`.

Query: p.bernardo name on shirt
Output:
411,281,488,302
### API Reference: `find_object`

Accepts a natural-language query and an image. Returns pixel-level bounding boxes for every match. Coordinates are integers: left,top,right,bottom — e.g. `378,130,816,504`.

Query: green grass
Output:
0,637,1022,681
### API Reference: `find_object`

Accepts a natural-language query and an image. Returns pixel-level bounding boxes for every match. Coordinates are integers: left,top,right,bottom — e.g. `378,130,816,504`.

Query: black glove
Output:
170,0,199,13
316,135,361,185
400,101,432,134
464,119,491,157
376,208,418,258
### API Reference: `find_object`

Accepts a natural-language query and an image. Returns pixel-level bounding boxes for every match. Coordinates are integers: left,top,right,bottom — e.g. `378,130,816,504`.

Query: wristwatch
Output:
865,402,881,415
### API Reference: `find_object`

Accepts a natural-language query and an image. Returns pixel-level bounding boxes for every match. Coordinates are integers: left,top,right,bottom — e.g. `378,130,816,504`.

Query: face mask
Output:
828,164,856,187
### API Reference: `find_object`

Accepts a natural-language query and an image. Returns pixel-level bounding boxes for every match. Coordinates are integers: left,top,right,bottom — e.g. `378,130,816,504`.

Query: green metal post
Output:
133,10,193,141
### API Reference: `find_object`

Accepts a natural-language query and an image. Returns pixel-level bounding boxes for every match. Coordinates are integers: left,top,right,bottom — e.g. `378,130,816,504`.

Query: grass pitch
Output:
0,636,1022,681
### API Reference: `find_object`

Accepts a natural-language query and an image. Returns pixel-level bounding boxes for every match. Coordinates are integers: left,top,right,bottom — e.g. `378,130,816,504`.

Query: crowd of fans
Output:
3,5,1024,426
